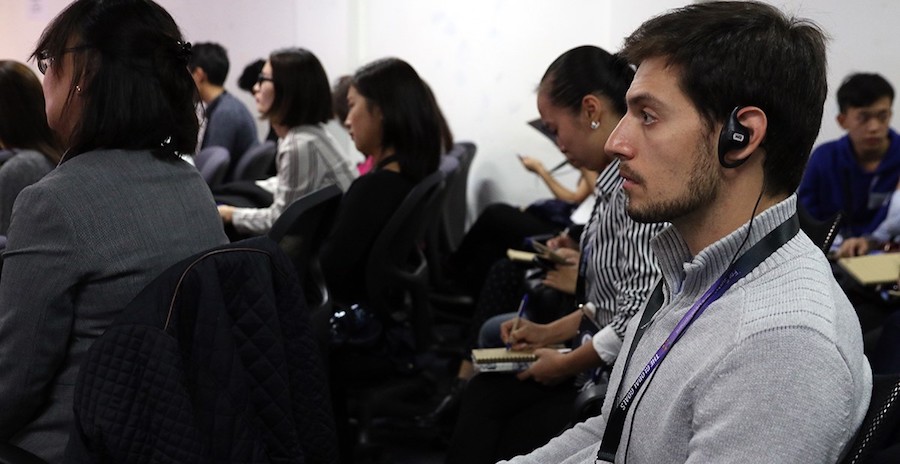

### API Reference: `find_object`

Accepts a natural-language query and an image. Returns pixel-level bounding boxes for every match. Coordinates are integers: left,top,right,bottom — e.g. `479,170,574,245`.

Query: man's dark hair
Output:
540,45,635,117
237,58,265,94
837,73,894,113
32,0,200,160
332,75,352,123
352,57,442,182
620,0,828,196
266,48,332,127
188,42,229,87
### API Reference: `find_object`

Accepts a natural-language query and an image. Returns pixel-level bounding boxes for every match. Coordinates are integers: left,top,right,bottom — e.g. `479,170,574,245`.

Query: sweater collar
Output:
651,194,798,299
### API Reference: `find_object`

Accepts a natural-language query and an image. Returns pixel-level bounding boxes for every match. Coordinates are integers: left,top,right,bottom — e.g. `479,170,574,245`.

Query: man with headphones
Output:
501,2,871,463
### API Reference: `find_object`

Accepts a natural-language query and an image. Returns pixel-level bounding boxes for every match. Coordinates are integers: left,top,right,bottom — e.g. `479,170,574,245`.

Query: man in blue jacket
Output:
798,73,900,256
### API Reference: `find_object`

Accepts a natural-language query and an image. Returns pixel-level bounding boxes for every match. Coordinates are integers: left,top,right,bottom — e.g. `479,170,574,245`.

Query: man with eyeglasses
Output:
799,72,900,257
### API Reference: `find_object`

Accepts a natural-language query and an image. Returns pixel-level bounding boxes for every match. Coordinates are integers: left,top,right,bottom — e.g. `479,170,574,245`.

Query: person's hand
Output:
518,155,547,174
517,348,571,385
218,204,235,224
542,250,579,295
502,318,550,351
546,231,578,251
837,237,871,258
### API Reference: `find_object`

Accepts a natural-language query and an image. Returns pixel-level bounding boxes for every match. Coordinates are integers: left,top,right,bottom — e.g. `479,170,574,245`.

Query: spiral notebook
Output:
471,347,570,372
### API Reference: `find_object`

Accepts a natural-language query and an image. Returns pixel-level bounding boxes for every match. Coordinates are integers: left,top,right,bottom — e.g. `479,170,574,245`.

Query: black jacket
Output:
65,236,337,463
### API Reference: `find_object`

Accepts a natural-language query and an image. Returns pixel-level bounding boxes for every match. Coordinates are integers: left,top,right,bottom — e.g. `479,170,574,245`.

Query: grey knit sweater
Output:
503,195,871,463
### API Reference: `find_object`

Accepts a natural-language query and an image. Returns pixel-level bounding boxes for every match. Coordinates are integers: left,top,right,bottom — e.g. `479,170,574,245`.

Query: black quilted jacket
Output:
64,236,338,463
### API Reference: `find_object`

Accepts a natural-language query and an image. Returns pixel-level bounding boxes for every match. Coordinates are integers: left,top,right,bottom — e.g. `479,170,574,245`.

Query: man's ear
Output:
837,112,849,130
191,67,206,84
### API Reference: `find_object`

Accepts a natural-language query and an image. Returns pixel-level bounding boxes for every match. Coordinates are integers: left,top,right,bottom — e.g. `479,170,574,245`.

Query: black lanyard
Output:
595,212,799,462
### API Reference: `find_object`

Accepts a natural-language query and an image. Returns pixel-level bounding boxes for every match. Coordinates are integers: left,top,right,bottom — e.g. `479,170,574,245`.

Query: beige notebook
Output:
838,253,900,285
471,348,537,373
506,249,537,263
471,347,570,372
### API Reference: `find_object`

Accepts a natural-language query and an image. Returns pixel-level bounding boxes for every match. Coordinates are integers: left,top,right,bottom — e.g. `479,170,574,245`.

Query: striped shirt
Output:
231,124,357,235
581,158,665,363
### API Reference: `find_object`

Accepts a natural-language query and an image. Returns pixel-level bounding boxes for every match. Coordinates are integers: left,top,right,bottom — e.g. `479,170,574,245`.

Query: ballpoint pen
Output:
506,294,529,351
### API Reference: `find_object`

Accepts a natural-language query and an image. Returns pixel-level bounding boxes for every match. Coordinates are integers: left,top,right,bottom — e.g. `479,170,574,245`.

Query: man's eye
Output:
640,111,657,125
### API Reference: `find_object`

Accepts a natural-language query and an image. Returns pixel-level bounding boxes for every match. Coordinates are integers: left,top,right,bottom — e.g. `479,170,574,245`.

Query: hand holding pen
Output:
505,294,529,351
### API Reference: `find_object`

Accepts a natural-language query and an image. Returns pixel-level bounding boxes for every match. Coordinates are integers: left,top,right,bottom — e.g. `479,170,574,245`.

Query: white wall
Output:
2,0,900,221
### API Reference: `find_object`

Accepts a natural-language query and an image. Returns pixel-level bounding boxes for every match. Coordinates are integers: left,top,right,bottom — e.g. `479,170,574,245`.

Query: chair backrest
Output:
365,169,447,349
797,201,843,254
268,184,343,311
194,146,231,188
425,155,460,286
232,141,276,182
841,373,900,464
440,141,476,251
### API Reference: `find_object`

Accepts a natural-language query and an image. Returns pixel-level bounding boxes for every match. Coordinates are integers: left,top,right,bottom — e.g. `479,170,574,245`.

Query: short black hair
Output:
237,58,265,94
837,73,894,113
332,75,352,123
0,61,62,163
189,42,229,87
32,0,200,160
621,0,828,196
352,58,442,182
540,45,634,117
265,48,332,127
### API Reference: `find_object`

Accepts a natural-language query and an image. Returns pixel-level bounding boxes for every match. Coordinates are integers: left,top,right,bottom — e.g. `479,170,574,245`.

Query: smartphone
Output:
531,240,568,265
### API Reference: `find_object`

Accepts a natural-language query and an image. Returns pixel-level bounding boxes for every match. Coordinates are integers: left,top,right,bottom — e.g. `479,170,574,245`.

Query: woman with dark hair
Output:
0,1,227,460
218,48,356,236
443,45,661,464
0,60,62,234
320,57,444,309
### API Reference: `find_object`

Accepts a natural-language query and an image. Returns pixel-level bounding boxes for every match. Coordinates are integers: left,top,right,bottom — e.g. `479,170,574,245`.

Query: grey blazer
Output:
0,149,228,462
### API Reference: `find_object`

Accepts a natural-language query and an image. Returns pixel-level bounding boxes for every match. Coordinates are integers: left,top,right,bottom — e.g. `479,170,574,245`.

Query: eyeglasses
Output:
256,73,273,87
36,45,91,75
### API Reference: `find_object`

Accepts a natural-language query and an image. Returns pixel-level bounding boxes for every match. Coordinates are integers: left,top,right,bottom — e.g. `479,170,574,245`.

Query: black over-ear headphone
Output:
717,106,751,168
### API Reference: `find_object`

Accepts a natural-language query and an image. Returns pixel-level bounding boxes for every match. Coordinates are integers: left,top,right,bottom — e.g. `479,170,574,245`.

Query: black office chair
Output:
841,373,900,464
425,154,460,291
194,146,230,188
335,170,448,451
268,184,343,313
438,141,477,253
231,140,276,182
365,169,447,350
797,202,843,255
427,143,479,317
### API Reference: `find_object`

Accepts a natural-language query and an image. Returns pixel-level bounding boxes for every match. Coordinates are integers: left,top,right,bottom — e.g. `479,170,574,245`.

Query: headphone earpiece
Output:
718,106,751,168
